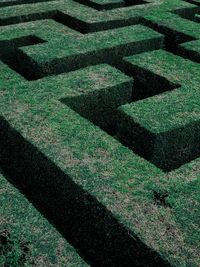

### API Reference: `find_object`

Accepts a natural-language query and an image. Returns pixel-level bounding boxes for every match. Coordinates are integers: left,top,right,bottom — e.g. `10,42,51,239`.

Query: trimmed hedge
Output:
0,0,200,266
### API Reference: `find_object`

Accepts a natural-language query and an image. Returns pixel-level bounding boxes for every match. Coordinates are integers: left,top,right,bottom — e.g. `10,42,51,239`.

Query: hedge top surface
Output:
20,25,163,63
0,172,89,266
122,50,200,133
1,58,199,265
0,0,200,266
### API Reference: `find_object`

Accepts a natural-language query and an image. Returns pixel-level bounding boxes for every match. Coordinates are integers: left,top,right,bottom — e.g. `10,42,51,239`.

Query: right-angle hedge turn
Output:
0,0,200,266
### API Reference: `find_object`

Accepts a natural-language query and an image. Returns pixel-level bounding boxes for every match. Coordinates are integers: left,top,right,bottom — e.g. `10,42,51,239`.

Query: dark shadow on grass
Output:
140,12,200,64
0,35,46,81
73,0,147,11
0,116,170,267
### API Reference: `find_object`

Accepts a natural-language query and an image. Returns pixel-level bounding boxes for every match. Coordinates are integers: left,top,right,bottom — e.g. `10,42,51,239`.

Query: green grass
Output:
117,49,200,170
19,24,163,77
0,0,200,266
0,172,88,266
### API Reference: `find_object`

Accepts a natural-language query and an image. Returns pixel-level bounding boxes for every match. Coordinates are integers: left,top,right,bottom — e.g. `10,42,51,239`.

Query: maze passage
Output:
19,25,163,78
0,19,81,79
0,23,163,80
118,50,200,171
0,172,89,266
0,62,169,266
74,0,148,10
0,0,200,266
176,4,200,21
0,0,192,31
61,49,200,172
141,7,200,62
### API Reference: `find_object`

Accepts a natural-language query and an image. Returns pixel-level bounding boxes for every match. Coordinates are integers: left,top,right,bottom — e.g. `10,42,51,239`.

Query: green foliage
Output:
0,172,88,266
0,0,200,266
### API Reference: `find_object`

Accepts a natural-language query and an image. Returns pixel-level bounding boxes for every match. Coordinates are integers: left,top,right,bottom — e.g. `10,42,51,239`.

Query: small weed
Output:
153,191,171,208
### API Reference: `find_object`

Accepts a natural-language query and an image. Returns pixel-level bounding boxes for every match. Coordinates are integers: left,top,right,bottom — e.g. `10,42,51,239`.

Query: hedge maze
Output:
0,173,88,266
0,0,200,266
